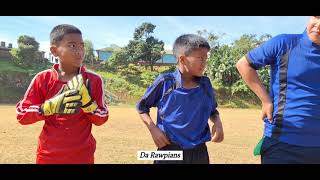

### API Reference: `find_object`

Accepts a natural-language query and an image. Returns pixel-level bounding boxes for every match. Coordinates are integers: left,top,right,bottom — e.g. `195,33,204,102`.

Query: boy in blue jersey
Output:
136,34,224,164
236,16,320,164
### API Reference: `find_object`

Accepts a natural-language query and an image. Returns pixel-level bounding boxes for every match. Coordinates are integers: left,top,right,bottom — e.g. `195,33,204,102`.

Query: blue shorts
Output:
261,136,320,164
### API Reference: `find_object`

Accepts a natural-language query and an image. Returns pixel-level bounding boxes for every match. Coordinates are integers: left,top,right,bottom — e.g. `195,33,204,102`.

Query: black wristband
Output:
82,99,94,108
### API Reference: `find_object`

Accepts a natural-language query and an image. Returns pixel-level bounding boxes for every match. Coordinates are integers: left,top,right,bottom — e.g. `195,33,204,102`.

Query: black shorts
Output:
154,142,209,164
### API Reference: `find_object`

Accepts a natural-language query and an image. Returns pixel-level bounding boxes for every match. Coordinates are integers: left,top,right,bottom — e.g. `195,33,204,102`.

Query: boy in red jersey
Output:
16,24,109,164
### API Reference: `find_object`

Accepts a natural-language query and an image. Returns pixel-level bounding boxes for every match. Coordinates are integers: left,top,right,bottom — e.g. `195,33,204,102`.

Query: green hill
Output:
0,60,51,104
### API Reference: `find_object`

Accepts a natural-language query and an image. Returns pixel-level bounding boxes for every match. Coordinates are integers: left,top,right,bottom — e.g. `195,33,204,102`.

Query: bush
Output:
140,71,159,87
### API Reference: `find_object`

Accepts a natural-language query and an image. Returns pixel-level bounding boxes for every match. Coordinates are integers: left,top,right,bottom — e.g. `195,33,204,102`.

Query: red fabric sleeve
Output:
16,74,46,125
85,76,109,126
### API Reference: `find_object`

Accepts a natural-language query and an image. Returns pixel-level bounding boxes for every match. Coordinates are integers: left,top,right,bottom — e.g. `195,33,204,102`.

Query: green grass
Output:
0,60,29,73
0,60,53,104
220,99,260,109
0,60,52,75
96,71,121,79
0,60,28,104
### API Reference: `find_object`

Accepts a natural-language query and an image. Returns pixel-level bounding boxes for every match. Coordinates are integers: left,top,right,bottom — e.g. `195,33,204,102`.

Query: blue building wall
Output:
156,54,176,64
97,51,113,61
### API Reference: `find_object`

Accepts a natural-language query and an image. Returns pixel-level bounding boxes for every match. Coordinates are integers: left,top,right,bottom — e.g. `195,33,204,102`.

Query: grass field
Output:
0,105,263,164
0,61,28,73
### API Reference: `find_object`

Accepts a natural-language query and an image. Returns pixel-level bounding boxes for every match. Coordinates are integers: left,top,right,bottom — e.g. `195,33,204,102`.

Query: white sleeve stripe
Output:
29,105,40,109
95,108,108,114
16,111,25,115
16,108,40,115
22,107,39,112
92,112,108,118
93,111,108,115
16,109,24,115
17,108,39,112
25,109,40,112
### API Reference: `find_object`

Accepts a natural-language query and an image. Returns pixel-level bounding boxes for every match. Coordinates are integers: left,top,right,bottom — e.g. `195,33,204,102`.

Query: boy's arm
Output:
136,75,170,148
210,113,224,143
136,74,164,114
16,75,46,125
206,78,224,143
84,77,109,126
139,113,170,148
235,35,287,123
236,56,273,122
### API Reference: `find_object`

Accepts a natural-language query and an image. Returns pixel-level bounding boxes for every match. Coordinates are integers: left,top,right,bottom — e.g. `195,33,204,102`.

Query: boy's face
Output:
180,48,209,77
307,16,320,45
50,33,85,68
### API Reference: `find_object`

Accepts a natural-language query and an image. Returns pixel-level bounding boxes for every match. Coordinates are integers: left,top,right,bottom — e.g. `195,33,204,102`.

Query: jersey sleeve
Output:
85,76,109,126
16,74,46,125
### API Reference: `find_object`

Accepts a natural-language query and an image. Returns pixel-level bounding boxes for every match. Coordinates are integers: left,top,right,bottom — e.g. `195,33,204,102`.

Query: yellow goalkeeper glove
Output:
40,89,82,116
66,74,98,113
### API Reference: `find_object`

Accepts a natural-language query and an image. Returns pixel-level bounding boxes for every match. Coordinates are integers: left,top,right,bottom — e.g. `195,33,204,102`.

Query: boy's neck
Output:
58,63,79,77
178,66,198,88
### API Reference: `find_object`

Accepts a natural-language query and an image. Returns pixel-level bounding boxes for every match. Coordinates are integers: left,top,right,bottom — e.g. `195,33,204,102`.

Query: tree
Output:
84,40,95,65
10,35,40,67
10,48,20,66
207,44,236,86
231,34,272,90
196,29,224,51
17,35,39,50
126,22,164,71
205,33,272,99
133,23,156,40
108,48,130,67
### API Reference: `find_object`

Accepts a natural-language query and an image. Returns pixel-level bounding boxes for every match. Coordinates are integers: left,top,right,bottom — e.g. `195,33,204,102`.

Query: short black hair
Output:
173,34,210,58
50,24,82,45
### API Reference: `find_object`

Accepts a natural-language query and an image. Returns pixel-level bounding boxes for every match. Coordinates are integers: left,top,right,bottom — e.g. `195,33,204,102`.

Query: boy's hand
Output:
261,100,273,123
40,89,82,116
211,118,224,143
66,74,98,113
149,126,171,148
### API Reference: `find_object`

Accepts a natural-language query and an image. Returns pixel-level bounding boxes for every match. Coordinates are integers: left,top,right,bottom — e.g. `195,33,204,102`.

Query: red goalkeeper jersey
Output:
16,64,109,164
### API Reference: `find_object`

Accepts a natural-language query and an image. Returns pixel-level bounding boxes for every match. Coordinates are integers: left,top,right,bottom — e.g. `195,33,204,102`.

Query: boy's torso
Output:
35,64,99,162
264,33,320,146
155,71,215,149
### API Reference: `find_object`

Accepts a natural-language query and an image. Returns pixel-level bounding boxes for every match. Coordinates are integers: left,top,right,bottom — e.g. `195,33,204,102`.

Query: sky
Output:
0,16,309,54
